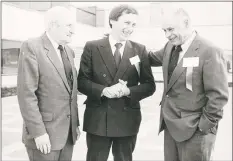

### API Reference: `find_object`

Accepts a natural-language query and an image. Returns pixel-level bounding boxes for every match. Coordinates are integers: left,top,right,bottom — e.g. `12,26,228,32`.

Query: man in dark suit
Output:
17,6,80,161
149,7,229,161
78,4,155,161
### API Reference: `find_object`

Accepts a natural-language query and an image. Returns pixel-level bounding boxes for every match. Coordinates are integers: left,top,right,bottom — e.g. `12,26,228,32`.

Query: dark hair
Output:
109,4,138,28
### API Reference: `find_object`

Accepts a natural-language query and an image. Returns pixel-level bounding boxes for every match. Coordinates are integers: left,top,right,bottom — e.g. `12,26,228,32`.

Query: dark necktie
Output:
58,45,73,89
114,43,123,69
168,45,182,83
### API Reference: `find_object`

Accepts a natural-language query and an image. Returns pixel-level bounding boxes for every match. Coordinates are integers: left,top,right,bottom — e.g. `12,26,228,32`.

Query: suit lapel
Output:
163,43,174,92
98,37,117,79
166,36,201,92
65,46,75,92
113,41,134,83
42,34,71,93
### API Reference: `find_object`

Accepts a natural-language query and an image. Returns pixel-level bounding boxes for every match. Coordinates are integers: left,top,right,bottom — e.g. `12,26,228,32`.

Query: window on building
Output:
1,48,20,75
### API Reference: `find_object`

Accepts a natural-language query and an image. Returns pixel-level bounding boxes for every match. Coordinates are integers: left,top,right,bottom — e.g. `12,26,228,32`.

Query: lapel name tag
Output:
183,57,199,67
129,55,140,65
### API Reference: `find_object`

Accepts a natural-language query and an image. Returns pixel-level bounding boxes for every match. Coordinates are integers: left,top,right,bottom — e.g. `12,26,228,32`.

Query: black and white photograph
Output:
1,1,232,161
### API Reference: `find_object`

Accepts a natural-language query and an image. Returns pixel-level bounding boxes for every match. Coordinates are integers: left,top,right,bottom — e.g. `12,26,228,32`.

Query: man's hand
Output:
102,83,124,98
102,87,117,98
34,133,51,154
76,127,81,141
102,80,130,98
119,79,130,96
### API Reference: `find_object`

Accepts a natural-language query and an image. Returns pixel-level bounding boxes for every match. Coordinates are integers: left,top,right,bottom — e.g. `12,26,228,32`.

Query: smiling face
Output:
162,13,190,46
110,12,138,42
52,17,75,45
46,7,76,45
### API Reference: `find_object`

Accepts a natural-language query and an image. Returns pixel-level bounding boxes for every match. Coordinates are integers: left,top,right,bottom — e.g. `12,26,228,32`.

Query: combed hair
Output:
44,6,73,31
108,4,138,28
161,6,191,23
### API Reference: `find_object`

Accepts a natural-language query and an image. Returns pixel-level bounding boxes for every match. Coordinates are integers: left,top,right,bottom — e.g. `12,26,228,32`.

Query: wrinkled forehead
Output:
161,14,180,30
58,14,76,25
57,10,76,25
118,13,138,22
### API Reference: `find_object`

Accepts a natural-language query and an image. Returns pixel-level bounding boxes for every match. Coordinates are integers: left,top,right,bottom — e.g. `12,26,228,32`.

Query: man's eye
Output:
168,28,174,32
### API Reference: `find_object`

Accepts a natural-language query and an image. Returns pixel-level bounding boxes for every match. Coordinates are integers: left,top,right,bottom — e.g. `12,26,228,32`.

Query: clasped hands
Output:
102,79,130,98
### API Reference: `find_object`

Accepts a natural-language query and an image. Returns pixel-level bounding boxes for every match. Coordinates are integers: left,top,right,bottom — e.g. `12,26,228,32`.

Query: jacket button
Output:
166,95,169,98
103,74,106,77
67,114,71,118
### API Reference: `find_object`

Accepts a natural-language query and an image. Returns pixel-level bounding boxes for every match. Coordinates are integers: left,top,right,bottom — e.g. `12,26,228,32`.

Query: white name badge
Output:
129,55,140,65
183,57,199,67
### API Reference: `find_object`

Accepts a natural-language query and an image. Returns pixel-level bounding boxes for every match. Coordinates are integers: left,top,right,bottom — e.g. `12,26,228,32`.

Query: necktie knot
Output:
175,45,182,53
58,45,64,51
115,43,122,49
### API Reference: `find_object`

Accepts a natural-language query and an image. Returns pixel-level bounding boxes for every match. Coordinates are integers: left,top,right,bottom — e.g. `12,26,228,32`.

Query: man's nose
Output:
126,25,134,32
165,32,171,39
70,26,75,35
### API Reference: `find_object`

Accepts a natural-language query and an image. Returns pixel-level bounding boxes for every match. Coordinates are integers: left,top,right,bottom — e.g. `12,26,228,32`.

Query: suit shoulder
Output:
198,36,225,60
129,40,146,49
85,38,107,47
199,36,222,52
21,36,43,50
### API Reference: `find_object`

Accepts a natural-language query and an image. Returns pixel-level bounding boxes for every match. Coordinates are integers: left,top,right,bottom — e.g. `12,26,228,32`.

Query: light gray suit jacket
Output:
17,33,79,150
149,34,229,142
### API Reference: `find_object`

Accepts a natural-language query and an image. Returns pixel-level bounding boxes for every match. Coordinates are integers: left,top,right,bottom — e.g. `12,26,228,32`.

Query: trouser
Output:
26,128,74,161
86,133,137,161
164,127,216,161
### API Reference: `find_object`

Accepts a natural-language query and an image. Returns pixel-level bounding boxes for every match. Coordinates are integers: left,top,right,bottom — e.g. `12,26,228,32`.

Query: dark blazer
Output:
149,34,229,142
78,37,155,137
17,33,79,150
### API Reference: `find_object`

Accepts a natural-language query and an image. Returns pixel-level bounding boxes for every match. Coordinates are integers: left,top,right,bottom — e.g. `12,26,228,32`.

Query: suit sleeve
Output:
77,42,105,103
17,41,47,138
148,44,168,66
198,48,229,132
128,46,156,105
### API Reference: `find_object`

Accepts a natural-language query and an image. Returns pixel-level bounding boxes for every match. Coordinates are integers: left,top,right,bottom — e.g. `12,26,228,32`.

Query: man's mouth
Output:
122,30,132,37
169,37,176,41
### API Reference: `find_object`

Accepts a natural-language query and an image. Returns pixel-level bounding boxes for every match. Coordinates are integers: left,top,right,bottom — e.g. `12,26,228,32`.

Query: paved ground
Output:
1,83,232,161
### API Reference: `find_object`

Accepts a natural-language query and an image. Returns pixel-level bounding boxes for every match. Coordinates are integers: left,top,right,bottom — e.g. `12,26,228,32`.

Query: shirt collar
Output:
46,32,60,50
109,34,126,51
181,31,197,51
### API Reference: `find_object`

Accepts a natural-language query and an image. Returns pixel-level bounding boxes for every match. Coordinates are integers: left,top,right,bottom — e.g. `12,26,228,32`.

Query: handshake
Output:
102,79,130,98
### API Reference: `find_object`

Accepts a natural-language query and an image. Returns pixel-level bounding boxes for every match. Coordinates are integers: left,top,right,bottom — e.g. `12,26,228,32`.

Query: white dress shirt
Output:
46,32,63,63
178,31,197,63
109,35,126,58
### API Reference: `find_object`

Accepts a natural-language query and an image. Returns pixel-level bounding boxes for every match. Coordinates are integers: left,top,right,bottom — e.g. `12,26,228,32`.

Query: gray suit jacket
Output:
149,34,229,142
17,33,79,150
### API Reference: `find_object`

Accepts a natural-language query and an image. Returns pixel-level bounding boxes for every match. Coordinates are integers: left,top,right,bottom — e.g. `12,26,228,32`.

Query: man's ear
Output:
110,19,116,27
50,20,59,28
184,19,189,28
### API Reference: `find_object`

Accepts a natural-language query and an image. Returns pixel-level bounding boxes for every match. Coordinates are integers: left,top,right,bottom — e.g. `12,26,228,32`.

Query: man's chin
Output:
120,36,129,41
170,41,179,46
64,39,72,44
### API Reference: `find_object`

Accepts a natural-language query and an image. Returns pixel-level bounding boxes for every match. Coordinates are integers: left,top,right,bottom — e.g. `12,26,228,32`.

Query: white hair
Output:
44,6,75,31
161,4,191,25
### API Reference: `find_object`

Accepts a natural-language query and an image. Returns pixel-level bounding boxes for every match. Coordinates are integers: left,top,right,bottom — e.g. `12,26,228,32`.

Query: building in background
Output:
1,2,232,76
